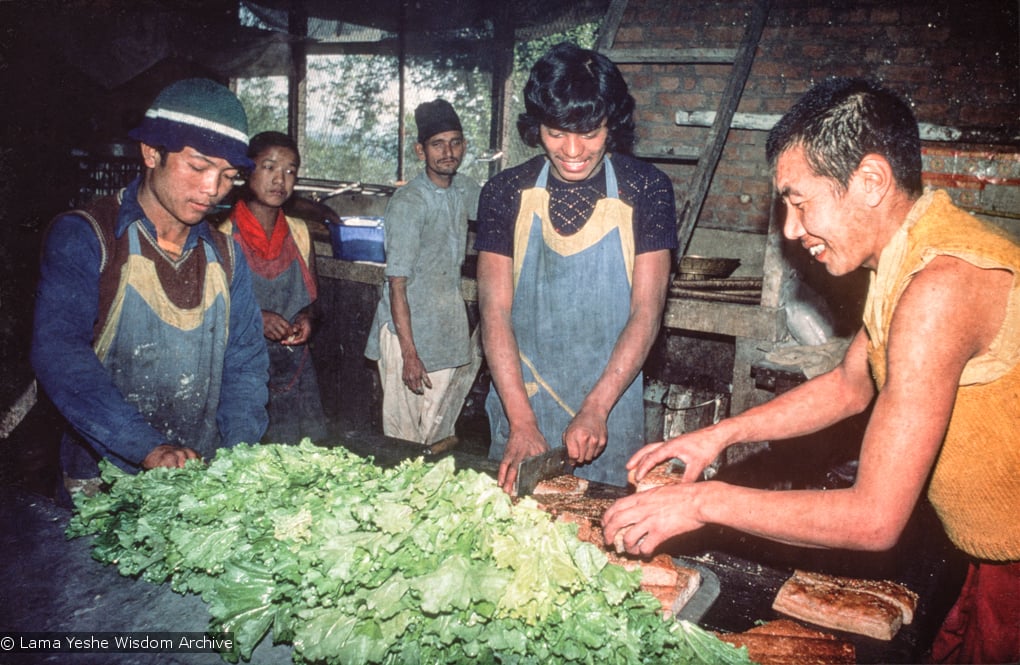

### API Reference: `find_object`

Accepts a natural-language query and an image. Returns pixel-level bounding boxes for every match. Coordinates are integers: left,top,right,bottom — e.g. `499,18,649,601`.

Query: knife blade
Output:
514,447,571,497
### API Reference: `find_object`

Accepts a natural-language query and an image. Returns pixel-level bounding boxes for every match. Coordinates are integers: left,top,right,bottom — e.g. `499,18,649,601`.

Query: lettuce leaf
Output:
68,440,753,665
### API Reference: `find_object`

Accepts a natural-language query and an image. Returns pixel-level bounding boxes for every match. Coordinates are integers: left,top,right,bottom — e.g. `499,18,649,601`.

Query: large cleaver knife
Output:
514,447,572,497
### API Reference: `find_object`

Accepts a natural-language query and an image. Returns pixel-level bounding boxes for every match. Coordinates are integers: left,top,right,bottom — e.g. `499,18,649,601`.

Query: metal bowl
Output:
677,255,741,280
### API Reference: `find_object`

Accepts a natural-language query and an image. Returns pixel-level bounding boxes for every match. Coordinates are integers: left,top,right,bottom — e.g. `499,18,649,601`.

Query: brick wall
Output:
612,0,1020,234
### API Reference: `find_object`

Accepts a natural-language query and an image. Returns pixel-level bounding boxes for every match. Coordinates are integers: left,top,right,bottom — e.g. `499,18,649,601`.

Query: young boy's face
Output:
539,122,609,183
248,145,299,210
140,144,240,228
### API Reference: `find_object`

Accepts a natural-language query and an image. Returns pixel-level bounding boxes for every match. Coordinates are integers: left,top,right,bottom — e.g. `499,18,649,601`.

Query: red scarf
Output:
232,200,288,260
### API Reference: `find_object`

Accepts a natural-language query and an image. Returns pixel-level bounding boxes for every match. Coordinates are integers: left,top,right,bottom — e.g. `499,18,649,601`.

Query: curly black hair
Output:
516,42,636,155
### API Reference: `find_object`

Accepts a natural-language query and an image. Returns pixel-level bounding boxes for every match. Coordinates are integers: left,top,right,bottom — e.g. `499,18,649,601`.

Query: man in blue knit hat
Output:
32,78,270,504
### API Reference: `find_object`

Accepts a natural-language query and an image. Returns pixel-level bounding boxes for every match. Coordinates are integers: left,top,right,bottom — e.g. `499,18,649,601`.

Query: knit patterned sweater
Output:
864,190,1020,561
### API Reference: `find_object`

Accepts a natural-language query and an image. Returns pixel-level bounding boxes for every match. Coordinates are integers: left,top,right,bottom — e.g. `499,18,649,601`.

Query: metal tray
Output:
674,559,722,624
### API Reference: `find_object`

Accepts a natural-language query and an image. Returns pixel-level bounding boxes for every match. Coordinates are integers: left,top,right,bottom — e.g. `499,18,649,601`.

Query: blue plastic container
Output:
329,217,385,264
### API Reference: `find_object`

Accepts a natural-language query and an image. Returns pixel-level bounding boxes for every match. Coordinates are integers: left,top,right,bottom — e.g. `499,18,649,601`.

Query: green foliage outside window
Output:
235,21,598,187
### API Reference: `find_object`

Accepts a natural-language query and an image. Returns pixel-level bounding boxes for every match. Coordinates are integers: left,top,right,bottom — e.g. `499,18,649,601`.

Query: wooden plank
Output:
0,379,37,439
316,254,385,284
676,110,782,130
316,249,480,304
674,111,1015,144
488,4,515,180
759,187,788,308
663,298,786,341
675,0,771,258
672,277,763,290
594,0,628,52
669,290,761,305
633,148,701,163
604,47,737,64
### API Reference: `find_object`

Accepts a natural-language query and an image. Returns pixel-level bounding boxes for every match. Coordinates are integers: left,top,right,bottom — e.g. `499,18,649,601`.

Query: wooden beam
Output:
674,0,770,259
0,380,37,440
594,0,628,52
315,250,479,302
489,4,515,179
663,298,787,342
676,110,1020,144
604,48,738,64
633,148,701,163
287,5,307,146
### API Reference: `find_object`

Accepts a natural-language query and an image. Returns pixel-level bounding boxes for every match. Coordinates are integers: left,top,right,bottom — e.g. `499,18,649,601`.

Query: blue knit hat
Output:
128,78,253,170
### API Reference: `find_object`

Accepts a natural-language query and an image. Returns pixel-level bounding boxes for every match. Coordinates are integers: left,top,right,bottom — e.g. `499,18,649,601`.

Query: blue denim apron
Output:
92,223,230,460
487,158,645,487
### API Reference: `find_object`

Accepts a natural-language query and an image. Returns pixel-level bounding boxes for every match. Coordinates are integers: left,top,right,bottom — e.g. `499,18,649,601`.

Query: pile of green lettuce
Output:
67,440,752,665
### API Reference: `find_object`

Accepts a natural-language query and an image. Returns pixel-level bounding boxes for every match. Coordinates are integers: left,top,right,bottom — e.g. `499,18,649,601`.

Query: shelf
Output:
633,149,701,163
663,297,786,342
315,250,384,285
315,250,478,302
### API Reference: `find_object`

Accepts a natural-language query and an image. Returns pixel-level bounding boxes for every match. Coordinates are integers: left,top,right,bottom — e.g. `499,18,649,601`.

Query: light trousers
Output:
378,325,457,444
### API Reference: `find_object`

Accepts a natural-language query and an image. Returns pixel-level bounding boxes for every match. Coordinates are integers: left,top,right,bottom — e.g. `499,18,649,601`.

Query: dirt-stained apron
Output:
486,158,643,487
93,223,230,460
235,218,328,443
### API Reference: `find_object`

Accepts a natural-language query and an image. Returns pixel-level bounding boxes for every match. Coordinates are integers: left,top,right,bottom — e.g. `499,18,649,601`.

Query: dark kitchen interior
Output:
1,1,1017,663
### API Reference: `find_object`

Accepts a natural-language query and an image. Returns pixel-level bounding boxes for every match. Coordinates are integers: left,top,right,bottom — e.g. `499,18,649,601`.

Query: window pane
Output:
403,55,492,186
304,53,400,184
232,18,598,186
235,76,289,138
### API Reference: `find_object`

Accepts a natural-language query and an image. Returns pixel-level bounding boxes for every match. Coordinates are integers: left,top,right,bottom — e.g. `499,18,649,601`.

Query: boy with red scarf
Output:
229,131,330,443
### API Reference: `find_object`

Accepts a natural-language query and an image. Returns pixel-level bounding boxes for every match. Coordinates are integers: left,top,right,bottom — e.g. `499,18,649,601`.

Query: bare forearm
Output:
723,372,865,446
580,306,661,419
387,278,417,358
481,312,539,430
695,481,896,550
720,332,874,448
607,475,906,557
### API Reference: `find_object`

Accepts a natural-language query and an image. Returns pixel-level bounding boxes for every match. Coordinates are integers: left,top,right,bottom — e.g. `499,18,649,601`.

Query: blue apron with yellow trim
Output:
93,223,230,459
236,217,329,443
486,158,645,487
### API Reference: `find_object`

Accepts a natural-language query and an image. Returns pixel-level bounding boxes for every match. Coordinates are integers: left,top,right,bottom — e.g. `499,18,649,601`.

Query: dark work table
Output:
673,513,966,664
0,485,292,665
0,433,967,665
341,432,967,663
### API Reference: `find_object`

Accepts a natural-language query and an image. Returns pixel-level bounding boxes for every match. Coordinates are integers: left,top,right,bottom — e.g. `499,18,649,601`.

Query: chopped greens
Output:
67,441,753,664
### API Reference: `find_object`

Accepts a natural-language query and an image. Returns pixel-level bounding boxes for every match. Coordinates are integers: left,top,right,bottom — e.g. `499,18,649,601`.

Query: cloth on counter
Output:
764,338,852,379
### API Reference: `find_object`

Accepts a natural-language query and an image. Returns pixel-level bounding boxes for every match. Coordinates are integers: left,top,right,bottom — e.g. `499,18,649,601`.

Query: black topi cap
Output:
415,99,463,144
